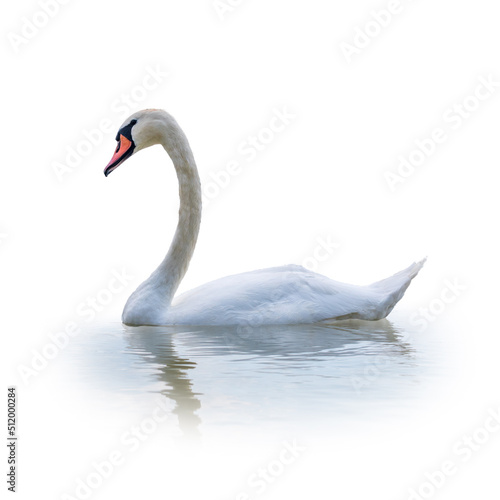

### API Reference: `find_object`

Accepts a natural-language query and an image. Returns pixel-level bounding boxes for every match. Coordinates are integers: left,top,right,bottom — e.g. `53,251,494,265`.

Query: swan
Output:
104,109,425,326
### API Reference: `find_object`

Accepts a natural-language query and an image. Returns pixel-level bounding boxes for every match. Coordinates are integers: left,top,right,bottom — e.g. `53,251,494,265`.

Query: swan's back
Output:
166,261,424,326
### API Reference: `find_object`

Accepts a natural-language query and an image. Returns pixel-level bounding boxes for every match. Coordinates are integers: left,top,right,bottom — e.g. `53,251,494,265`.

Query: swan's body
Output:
104,109,425,327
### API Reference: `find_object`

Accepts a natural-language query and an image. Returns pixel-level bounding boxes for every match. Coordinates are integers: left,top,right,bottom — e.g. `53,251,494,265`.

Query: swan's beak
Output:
104,134,135,177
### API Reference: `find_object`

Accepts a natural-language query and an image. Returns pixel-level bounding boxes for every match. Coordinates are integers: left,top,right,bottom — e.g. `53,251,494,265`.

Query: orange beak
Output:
104,134,135,176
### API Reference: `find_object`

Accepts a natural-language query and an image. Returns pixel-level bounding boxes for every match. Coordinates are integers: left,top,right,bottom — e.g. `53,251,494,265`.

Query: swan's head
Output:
104,109,167,177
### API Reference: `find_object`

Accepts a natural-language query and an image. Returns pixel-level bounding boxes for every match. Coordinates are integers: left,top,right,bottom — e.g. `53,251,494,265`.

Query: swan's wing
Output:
167,263,420,325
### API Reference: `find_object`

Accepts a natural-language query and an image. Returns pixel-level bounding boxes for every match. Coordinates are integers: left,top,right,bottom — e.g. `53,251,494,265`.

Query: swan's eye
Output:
115,119,138,142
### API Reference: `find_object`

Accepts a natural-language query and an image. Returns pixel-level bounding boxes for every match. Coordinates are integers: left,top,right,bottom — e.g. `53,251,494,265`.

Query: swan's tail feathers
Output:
368,258,427,319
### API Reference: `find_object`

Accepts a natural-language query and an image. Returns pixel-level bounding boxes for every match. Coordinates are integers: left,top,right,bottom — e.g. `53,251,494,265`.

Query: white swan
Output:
104,109,425,326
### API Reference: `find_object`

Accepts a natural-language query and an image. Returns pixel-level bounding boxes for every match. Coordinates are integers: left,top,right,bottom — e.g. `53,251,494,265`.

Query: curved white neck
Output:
158,139,201,305
123,116,201,324
156,134,201,303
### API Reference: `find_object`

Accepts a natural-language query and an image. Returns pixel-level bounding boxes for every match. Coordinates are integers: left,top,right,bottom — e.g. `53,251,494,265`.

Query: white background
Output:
2,0,499,498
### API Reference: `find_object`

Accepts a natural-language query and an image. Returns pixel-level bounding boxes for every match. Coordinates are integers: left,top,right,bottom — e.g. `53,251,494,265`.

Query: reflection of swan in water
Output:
212,319,414,358
123,326,202,441
122,320,413,436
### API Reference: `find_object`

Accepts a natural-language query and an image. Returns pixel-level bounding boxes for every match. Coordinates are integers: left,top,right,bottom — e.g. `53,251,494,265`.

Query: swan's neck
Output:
154,125,202,305
126,118,202,322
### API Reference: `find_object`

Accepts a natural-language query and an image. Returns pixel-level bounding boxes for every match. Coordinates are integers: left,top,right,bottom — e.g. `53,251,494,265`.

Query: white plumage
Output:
168,261,426,325
104,109,425,327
